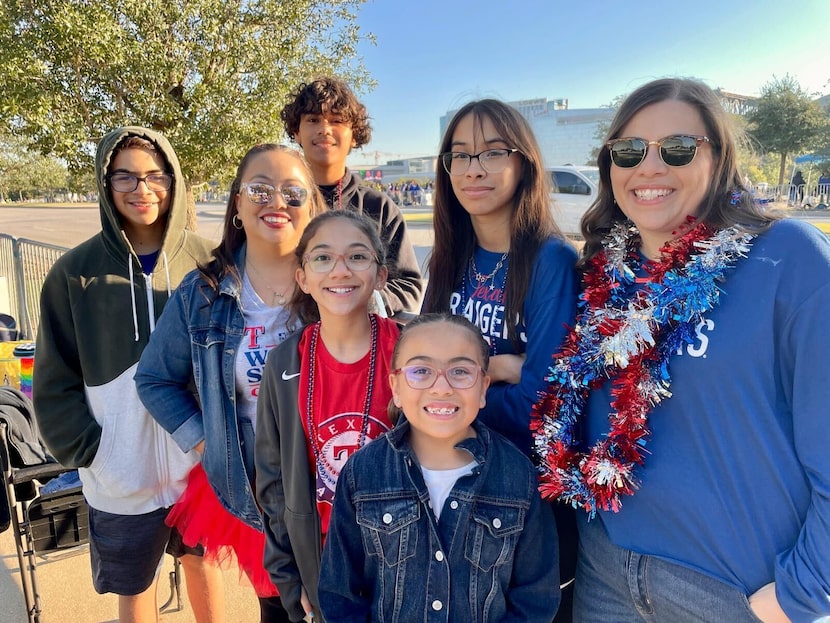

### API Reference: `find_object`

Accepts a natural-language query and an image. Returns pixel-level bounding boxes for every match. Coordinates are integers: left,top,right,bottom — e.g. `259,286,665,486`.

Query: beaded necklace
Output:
531,219,754,515
321,176,344,211
460,249,509,356
305,314,378,483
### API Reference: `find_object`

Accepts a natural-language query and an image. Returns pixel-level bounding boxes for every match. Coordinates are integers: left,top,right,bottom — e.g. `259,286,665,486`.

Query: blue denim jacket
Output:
318,418,560,623
136,247,267,529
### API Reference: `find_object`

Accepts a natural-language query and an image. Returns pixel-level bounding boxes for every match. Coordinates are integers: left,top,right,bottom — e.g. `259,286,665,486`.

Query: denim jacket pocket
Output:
356,496,420,567
465,501,526,572
189,326,226,383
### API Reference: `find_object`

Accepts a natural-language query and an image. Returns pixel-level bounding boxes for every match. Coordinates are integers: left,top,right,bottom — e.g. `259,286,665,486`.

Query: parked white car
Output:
548,165,599,236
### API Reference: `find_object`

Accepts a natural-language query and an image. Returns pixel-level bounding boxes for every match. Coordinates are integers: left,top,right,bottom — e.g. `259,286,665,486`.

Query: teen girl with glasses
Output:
255,210,400,622
423,99,580,620
533,78,830,622
136,144,326,623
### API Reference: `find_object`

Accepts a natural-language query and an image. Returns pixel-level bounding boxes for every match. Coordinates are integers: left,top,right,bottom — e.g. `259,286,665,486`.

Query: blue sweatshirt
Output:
450,239,578,451
585,219,830,622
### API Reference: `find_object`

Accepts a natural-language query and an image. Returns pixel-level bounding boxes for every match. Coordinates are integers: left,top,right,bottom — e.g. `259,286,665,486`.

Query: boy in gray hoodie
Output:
34,127,224,622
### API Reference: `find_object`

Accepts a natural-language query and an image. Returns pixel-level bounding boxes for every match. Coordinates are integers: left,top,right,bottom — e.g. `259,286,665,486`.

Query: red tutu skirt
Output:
167,463,278,597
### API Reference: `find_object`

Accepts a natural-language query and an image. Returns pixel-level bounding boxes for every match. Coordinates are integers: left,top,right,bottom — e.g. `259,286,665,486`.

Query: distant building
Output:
714,89,758,116
355,156,437,184
362,89,757,178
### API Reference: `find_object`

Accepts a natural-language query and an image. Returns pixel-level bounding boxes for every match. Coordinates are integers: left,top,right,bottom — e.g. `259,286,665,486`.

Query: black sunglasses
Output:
606,134,711,168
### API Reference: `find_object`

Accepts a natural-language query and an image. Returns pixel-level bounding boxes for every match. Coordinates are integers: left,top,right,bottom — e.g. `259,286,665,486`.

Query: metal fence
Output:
0,234,68,340
752,183,830,208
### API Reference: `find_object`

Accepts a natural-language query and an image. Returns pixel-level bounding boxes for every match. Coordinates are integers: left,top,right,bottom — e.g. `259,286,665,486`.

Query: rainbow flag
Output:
18,355,33,399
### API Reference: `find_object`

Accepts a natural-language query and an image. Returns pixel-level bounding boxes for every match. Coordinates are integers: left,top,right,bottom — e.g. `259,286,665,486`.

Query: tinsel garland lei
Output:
531,217,754,516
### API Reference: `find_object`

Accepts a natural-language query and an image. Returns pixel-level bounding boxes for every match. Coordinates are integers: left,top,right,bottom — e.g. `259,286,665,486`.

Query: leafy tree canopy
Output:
747,75,830,185
0,131,68,201
0,0,374,185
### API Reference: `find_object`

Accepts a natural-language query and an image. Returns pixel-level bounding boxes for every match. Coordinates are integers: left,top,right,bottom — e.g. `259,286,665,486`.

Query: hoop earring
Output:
232,214,243,230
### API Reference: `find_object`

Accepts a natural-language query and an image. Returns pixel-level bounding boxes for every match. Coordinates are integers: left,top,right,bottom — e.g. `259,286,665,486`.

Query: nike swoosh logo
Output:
282,371,301,381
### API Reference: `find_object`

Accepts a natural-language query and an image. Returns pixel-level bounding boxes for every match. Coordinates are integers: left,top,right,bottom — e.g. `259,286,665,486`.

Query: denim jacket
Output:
318,418,560,623
136,246,269,530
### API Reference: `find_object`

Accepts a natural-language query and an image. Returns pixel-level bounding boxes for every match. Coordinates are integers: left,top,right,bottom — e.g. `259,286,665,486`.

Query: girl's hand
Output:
748,583,791,623
300,587,315,621
487,353,526,384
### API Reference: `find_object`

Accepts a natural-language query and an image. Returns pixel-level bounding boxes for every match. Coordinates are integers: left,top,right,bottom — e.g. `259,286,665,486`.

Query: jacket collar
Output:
386,417,491,466
218,244,247,298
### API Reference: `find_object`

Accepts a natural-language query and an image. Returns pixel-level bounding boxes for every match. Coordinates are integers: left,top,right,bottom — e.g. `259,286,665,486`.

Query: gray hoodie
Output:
33,126,214,514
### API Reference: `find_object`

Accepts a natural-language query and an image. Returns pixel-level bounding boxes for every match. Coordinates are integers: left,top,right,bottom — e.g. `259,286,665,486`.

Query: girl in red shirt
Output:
255,210,399,622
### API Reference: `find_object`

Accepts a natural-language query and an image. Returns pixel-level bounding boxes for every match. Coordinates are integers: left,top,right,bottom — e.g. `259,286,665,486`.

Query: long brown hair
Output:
199,144,326,290
581,78,777,265
422,99,565,345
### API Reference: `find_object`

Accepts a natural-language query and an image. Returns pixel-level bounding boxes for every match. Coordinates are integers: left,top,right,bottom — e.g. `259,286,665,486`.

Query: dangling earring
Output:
232,214,243,230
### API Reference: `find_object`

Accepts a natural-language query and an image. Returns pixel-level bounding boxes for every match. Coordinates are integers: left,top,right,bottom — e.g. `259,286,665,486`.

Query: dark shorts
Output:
88,504,203,596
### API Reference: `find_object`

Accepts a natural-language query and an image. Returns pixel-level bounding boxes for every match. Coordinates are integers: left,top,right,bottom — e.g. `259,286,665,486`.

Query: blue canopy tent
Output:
794,154,829,165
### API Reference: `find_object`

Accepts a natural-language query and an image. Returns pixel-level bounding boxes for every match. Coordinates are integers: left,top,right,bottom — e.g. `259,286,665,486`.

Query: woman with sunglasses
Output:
533,78,830,622
136,144,326,622
423,99,580,620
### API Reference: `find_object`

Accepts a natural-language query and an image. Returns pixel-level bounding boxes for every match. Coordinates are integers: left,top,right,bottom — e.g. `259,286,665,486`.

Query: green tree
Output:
0,133,68,201
587,95,625,164
747,75,830,186
0,0,374,217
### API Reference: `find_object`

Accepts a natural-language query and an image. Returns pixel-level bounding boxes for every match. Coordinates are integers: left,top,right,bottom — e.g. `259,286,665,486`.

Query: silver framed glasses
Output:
107,173,173,192
440,148,520,175
302,252,377,273
240,182,309,207
392,364,484,390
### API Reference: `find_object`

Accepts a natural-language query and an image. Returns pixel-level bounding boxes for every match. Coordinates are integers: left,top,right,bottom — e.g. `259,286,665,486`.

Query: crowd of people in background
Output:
26,74,829,623
384,180,434,206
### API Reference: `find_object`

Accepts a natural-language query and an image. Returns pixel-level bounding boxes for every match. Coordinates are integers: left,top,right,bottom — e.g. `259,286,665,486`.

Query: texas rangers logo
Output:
313,412,390,504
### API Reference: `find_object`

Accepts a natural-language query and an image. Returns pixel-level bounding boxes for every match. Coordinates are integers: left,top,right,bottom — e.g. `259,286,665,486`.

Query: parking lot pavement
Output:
0,524,259,622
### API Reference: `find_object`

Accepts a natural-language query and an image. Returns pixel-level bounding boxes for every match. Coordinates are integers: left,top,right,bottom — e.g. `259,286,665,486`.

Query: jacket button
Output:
434,550,444,562
382,513,393,524
449,500,458,510
492,518,502,528
431,600,443,611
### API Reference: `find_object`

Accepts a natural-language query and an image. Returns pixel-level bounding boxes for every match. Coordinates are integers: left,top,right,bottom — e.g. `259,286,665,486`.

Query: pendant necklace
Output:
469,251,508,291
463,249,509,356
305,314,378,486
245,260,288,306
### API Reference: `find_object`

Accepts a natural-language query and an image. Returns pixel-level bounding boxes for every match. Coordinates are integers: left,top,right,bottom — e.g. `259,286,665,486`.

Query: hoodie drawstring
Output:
130,250,173,341
128,256,140,342
161,250,172,297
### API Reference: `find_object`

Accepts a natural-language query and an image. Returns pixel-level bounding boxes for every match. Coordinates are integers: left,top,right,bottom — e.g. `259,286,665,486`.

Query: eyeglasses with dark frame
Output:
302,252,378,274
240,182,309,208
107,172,173,193
392,364,485,390
440,148,521,176
605,135,711,169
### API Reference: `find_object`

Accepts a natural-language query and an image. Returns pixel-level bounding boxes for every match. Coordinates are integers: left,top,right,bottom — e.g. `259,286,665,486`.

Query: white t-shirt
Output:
234,272,293,428
420,460,478,520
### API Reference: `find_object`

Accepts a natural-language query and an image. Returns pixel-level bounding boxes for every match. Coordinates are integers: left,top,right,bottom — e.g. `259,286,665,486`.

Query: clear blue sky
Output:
346,0,830,166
